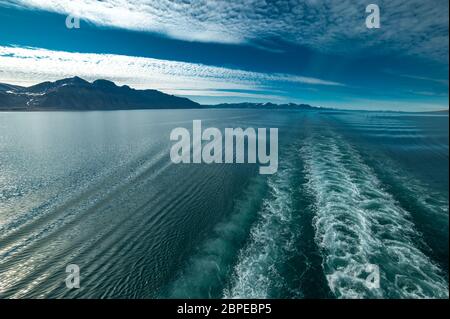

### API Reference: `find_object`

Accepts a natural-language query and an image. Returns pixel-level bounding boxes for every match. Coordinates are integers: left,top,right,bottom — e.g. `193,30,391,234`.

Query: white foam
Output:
224,149,302,299
302,130,448,299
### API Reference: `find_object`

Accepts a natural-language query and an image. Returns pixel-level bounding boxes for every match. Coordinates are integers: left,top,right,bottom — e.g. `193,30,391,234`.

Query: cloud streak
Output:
0,46,342,101
2,0,448,62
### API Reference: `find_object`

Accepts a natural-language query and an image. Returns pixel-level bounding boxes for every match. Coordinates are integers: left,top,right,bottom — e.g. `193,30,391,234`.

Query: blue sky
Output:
0,0,448,111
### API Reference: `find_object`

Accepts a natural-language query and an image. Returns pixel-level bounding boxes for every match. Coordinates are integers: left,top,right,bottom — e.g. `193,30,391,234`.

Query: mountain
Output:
206,102,319,110
0,77,320,111
0,77,200,110
0,83,24,91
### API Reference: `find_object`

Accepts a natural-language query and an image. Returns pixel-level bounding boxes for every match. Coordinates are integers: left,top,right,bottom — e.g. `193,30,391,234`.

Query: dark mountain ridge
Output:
0,77,319,111
0,77,200,110
206,102,318,110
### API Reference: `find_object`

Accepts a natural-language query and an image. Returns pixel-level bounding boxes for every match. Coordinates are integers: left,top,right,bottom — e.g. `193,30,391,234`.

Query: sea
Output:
0,109,448,299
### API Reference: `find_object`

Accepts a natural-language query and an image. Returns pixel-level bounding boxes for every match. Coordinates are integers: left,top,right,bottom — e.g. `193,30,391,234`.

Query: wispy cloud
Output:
398,74,449,86
2,0,448,61
0,46,343,100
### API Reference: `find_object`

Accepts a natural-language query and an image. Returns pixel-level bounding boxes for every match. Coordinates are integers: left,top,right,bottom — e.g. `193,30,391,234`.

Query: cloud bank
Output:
2,0,448,62
0,46,342,101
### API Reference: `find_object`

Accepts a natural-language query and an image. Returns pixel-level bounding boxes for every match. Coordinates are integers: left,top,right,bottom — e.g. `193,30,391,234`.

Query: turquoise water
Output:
0,109,448,298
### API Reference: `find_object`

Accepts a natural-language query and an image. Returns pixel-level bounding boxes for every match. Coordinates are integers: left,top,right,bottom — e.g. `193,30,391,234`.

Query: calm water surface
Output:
0,109,448,298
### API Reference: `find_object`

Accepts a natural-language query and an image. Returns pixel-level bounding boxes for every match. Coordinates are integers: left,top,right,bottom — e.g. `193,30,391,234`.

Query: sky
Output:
0,0,448,111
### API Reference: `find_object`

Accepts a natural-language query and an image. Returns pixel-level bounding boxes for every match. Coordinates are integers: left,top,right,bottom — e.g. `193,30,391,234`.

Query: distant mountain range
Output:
0,77,318,111
206,102,318,110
